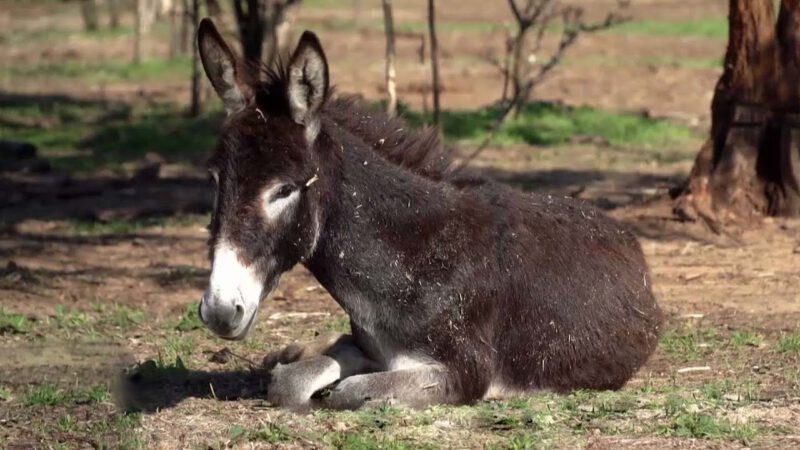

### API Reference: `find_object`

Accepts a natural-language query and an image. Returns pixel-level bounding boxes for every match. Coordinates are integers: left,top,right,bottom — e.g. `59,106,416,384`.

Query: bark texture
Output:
676,0,800,222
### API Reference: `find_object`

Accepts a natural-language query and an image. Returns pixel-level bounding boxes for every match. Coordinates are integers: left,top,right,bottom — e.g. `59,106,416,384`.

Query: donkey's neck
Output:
305,125,454,321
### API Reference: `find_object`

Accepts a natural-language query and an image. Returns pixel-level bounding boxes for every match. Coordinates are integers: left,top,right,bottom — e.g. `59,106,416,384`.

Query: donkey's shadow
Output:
118,362,269,412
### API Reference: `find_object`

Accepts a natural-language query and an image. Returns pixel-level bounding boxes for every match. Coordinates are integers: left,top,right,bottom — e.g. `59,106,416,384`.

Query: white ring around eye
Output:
262,184,300,222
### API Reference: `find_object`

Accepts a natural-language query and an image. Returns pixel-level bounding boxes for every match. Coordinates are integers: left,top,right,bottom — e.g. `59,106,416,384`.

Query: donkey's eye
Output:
272,184,296,201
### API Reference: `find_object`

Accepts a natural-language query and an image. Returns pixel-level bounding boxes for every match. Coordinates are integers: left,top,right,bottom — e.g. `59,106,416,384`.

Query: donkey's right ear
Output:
197,18,250,115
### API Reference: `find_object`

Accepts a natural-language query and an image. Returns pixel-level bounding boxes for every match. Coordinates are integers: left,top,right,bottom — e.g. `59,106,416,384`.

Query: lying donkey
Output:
195,18,663,410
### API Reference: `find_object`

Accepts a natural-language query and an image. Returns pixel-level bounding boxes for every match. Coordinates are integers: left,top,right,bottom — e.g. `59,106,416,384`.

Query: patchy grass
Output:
609,18,728,39
0,308,33,334
777,330,800,353
730,330,764,349
108,306,146,330
24,384,65,406
659,325,720,362
174,302,204,332
661,409,760,443
62,215,208,236
570,54,723,70
71,384,112,404
0,99,219,174
0,386,13,402
403,102,698,151
52,305,92,331
23,383,111,407
0,56,192,83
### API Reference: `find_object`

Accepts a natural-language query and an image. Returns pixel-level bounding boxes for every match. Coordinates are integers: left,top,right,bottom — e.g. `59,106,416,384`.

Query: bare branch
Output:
454,0,630,172
508,0,524,24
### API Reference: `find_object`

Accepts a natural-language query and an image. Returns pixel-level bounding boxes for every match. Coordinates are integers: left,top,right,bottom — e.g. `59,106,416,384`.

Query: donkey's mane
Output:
252,62,453,180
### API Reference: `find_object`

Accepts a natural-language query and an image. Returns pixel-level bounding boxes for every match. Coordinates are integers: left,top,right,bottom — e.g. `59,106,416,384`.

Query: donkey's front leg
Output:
265,337,377,408
263,332,353,370
313,367,459,410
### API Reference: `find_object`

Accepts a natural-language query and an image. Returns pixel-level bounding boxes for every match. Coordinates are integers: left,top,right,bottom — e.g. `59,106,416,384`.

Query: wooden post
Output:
190,0,202,117
382,0,398,117
427,0,441,126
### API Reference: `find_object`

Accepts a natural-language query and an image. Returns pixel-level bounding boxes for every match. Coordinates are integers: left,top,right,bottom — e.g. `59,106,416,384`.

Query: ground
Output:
1,0,799,448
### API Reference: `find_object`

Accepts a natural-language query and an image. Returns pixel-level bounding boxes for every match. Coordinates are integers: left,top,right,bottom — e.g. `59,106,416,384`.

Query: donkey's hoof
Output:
262,344,306,371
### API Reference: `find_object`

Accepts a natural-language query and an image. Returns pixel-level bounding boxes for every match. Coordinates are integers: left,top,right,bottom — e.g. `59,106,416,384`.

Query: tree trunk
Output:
427,0,441,126
134,0,159,63
108,0,121,29
190,0,202,117
382,0,398,117
676,0,800,223
80,0,100,31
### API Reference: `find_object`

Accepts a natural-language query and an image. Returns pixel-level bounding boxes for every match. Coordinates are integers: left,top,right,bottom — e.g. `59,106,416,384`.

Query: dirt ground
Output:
1,0,799,448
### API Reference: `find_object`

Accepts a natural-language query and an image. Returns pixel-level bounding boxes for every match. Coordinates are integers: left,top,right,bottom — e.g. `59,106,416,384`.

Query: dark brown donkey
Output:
195,18,663,410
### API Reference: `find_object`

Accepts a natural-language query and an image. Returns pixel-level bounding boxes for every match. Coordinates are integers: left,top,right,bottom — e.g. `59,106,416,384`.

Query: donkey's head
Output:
196,19,330,340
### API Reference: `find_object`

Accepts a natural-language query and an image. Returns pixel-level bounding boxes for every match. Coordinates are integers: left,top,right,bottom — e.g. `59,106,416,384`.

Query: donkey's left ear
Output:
287,31,329,126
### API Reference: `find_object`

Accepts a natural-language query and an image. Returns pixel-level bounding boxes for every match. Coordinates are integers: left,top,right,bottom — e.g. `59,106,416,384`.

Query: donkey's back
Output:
450,180,662,394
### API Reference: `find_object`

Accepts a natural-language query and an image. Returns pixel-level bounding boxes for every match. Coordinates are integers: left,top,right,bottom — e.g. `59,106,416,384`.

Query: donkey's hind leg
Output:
313,367,459,410
266,337,377,409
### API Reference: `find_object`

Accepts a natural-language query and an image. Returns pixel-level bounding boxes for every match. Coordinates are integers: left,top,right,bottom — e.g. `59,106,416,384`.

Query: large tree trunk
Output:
676,0,800,224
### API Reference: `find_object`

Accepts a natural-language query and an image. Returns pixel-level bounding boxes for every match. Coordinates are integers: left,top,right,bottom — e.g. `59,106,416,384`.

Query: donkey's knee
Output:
265,339,378,408
266,357,341,407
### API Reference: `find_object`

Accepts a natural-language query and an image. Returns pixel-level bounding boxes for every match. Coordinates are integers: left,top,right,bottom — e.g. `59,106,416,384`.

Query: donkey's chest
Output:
332,287,426,368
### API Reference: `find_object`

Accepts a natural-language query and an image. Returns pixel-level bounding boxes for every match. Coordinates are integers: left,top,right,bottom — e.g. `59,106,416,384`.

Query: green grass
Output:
0,308,33,334
0,24,134,46
175,302,204,332
71,384,112,404
730,331,764,348
160,335,197,368
24,384,65,406
777,330,800,353
23,383,111,406
662,411,759,442
52,305,91,331
659,325,720,361
0,386,13,402
610,18,728,39
403,102,697,151
0,99,220,174
109,306,146,330
1,56,192,83
570,54,723,70
56,414,76,433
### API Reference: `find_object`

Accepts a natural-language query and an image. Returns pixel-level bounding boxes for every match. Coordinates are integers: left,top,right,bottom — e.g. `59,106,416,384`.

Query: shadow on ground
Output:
120,363,268,413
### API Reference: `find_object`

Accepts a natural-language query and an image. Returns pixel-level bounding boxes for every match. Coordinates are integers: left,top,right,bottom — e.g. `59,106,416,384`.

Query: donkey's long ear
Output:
197,18,250,115
287,31,329,126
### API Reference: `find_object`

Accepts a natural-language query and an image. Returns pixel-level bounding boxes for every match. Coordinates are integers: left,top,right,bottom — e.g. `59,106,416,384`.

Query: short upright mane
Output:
252,63,453,180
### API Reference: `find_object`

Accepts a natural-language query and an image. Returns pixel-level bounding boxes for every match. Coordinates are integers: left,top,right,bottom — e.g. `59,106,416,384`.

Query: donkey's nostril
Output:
232,304,245,328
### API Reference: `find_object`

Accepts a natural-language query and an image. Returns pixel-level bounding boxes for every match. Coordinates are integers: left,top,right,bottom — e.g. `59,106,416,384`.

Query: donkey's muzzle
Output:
198,292,246,339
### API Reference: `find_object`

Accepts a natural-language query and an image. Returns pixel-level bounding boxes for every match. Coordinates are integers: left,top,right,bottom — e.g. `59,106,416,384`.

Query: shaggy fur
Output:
197,19,664,410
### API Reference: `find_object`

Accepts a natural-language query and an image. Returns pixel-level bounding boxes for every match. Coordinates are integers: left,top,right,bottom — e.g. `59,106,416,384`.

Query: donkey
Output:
195,18,663,410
